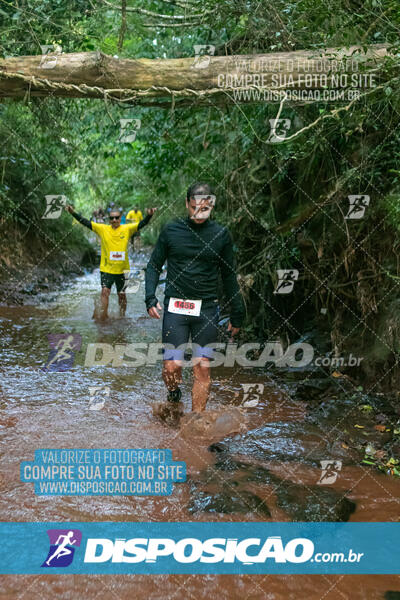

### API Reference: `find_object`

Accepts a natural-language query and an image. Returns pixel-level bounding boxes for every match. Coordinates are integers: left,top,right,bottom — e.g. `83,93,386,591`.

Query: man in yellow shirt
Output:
126,206,143,224
65,204,155,320
126,206,144,250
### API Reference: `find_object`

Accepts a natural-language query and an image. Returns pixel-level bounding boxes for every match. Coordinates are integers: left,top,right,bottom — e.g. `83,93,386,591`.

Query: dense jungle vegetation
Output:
1,0,400,385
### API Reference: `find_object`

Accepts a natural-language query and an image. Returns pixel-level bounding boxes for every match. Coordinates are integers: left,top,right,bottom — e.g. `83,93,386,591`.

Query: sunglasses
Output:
109,215,120,220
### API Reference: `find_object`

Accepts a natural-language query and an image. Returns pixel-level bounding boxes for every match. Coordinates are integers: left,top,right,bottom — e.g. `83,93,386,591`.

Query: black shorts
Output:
100,271,126,293
162,298,220,360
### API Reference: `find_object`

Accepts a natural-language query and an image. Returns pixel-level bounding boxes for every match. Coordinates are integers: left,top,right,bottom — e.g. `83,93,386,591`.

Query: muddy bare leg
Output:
162,360,182,391
153,360,184,425
118,291,127,317
192,358,211,412
100,287,110,320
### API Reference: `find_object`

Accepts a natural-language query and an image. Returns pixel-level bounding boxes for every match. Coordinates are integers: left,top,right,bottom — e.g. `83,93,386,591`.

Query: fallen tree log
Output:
0,45,391,106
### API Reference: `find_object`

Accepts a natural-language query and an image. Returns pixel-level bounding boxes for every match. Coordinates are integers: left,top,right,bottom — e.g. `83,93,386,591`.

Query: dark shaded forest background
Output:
1,0,400,386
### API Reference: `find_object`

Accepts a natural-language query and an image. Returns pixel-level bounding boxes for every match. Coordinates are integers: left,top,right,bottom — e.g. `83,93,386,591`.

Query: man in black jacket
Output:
145,182,244,412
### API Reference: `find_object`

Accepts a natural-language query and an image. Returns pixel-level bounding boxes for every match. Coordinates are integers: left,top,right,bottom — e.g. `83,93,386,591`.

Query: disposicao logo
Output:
83,536,315,564
41,529,82,567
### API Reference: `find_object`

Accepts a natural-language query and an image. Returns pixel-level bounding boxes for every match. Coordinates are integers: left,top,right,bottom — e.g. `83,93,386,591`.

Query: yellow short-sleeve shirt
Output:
91,222,138,274
126,209,143,224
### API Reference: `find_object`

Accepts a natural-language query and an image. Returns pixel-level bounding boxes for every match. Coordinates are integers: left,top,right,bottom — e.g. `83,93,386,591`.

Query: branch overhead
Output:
0,45,391,106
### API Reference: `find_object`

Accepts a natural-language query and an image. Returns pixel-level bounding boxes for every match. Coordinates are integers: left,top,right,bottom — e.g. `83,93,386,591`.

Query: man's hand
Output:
147,207,157,216
65,204,74,214
227,322,240,339
148,301,162,319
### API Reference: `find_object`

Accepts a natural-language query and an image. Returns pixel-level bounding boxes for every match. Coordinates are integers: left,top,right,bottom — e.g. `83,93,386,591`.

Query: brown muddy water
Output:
0,256,399,599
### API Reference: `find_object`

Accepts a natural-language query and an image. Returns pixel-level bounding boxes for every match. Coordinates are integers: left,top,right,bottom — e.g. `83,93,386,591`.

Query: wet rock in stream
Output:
306,392,366,427
209,421,360,467
293,377,337,401
187,416,358,520
189,457,356,521
189,486,271,517
274,480,356,521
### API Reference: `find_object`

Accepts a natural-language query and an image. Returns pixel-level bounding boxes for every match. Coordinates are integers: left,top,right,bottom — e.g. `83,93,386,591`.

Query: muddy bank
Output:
182,371,399,522
288,372,399,476
291,372,400,477
0,226,97,304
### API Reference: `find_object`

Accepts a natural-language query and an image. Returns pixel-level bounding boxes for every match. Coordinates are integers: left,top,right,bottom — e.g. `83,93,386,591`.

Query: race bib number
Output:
110,251,125,261
168,297,202,317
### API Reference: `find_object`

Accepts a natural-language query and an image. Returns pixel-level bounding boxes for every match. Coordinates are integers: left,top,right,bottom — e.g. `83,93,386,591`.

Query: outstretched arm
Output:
137,207,157,231
65,204,92,230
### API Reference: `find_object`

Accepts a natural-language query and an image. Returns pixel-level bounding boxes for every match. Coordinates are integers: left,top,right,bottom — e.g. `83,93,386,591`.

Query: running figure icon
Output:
345,195,370,220
274,269,299,294
41,529,82,568
45,335,75,370
42,333,82,372
46,531,77,565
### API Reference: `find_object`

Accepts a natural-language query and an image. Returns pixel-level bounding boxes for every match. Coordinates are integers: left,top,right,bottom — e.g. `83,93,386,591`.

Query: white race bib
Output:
110,251,125,261
168,297,202,317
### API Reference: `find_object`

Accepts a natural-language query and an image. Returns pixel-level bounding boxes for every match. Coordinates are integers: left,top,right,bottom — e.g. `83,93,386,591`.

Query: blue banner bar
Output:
0,522,399,574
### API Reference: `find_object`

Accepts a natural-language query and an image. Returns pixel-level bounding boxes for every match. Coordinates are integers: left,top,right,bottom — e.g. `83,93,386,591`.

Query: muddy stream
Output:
0,254,399,599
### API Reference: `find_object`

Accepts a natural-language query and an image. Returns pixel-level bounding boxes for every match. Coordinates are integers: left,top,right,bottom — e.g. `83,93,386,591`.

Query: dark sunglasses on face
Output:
110,215,120,220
